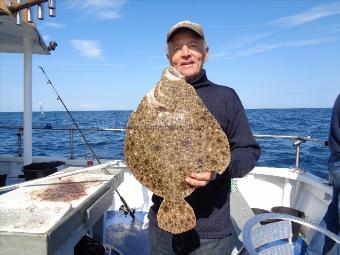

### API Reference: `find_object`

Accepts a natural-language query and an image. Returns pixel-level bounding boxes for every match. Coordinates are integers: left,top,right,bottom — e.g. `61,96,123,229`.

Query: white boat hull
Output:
0,156,336,254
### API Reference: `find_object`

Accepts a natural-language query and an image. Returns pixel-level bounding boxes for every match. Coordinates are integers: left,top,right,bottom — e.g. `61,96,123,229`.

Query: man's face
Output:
167,29,208,82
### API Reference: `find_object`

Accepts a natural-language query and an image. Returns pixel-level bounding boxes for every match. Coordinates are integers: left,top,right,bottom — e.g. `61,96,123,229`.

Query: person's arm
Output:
224,90,261,179
329,94,340,160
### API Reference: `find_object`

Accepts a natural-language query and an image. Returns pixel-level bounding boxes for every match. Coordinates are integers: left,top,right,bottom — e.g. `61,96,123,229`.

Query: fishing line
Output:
39,66,135,219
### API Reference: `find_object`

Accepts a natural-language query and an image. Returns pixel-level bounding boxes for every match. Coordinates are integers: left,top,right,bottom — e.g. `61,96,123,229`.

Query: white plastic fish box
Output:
0,169,123,255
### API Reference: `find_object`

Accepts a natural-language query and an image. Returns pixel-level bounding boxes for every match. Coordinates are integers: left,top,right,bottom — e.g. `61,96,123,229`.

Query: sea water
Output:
0,108,331,180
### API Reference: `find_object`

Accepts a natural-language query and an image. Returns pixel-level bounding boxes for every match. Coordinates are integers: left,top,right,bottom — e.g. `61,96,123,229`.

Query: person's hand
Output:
185,171,217,188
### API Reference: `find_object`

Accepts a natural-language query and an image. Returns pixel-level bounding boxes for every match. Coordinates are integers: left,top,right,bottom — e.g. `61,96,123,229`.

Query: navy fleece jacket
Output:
329,94,340,163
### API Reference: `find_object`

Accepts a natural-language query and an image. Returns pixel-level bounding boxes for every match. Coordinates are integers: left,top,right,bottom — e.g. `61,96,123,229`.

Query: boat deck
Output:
104,210,310,255
105,211,149,255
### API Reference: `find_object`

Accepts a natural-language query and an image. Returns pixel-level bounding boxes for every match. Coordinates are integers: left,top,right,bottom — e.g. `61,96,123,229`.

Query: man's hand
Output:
185,171,217,187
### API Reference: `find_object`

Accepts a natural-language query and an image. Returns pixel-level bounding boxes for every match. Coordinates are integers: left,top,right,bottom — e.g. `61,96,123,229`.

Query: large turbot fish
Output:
124,66,230,234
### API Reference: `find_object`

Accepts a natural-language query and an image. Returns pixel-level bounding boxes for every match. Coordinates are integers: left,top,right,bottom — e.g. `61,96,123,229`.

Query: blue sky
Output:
1,0,340,112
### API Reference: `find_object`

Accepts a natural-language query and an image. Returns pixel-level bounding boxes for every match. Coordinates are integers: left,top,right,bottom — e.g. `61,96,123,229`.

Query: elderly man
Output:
147,20,261,254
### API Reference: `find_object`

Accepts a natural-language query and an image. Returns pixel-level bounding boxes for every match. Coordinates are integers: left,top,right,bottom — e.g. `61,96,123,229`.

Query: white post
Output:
23,37,33,166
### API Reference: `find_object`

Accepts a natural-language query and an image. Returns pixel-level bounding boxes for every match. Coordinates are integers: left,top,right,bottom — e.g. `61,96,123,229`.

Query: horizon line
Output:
0,107,332,113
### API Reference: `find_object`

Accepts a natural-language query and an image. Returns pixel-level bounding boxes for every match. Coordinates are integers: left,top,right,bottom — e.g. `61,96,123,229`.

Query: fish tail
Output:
157,198,196,234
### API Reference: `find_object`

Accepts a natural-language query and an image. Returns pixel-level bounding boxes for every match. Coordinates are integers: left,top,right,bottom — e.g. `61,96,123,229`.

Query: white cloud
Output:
239,37,338,57
65,0,126,20
211,37,338,59
97,10,123,19
209,33,273,59
272,3,340,27
33,61,126,68
70,39,103,59
44,22,65,28
227,33,273,48
209,51,228,59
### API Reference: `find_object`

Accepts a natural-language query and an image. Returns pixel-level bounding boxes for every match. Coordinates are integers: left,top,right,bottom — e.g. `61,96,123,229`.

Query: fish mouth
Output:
164,66,183,81
147,87,169,112
147,67,184,112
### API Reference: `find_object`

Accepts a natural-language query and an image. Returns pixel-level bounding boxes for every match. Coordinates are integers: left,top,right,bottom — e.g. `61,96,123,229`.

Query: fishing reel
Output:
48,41,58,51
119,204,135,217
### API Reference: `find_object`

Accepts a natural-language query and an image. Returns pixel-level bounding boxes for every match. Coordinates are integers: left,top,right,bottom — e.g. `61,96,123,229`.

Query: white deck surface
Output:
0,200,71,234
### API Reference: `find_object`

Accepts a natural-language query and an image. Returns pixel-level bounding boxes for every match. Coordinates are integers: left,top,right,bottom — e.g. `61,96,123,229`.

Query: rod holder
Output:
38,3,44,20
294,139,304,169
49,7,56,17
16,0,22,25
48,0,56,9
16,11,22,25
27,7,33,23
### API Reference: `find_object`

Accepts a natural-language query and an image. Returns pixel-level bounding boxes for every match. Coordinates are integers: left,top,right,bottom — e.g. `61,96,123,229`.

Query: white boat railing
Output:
254,134,328,169
0,126,126,159
0,126,328,169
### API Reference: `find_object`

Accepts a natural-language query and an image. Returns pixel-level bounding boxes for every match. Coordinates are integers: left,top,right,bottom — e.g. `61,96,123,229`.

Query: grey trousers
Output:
148,223,235,255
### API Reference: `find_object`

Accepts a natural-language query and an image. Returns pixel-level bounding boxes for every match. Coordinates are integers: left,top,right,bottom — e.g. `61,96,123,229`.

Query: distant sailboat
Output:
39,101,46,119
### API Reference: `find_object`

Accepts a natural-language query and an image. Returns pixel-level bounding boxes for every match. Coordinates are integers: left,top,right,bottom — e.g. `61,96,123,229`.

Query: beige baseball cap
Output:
167,20,205,42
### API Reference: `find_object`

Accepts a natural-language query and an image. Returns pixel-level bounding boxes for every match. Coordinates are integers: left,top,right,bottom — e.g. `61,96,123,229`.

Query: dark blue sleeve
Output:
223,89,261,178
329,94,340,161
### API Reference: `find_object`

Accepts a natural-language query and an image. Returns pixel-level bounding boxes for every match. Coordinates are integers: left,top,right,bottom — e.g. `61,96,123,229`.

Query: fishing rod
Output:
39,66,135,220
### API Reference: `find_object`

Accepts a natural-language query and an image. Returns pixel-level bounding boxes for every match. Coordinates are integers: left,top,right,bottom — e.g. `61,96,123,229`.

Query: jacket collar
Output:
188,69,211,89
